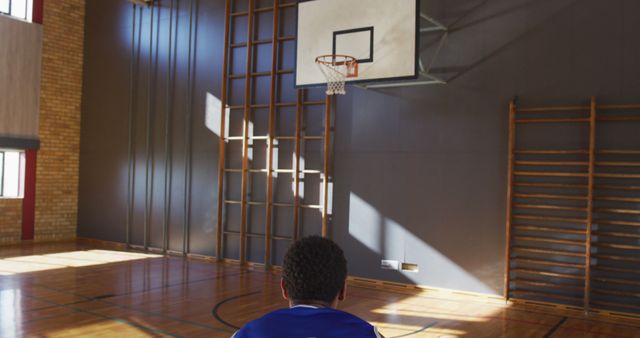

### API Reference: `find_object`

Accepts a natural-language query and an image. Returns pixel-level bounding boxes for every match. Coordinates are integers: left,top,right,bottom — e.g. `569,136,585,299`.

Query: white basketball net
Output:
315,55,357,95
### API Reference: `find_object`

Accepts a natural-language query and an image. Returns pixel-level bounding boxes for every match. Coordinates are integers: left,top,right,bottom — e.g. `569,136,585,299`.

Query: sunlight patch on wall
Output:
205,92,229,141
348,192,495,294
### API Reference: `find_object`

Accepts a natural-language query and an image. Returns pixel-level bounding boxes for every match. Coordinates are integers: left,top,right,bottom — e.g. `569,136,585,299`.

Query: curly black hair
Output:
282,236,348,304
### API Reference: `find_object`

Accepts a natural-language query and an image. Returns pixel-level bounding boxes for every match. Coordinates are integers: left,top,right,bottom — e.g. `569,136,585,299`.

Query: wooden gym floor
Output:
1,241,639,338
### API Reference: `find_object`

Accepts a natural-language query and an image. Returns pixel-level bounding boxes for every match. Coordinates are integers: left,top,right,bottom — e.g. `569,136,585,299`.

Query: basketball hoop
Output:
315,55,358,95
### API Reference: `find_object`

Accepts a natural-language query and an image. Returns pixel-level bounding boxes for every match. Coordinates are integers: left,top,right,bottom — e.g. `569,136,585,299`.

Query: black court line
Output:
212,291,439,338
16,256,640,336
543,317,568,338
20,292,183,338
390,321,438,338
27,282,234,334
211,291,262,330
23,270,245,314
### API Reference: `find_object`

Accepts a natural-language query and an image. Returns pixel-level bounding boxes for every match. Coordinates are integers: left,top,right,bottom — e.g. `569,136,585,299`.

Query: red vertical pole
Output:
32,0,44,24
22,150,37,240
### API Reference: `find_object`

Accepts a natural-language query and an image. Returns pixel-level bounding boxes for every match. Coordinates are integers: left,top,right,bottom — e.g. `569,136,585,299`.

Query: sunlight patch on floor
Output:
373,321,466,337
373,307,488,322
0,250,162,276
43,318,157,338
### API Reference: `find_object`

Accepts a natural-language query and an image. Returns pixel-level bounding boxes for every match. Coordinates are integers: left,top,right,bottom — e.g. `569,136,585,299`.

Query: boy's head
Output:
281,236,348,307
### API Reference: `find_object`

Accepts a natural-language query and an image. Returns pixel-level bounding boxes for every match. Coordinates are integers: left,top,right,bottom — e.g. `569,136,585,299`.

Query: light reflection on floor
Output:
0,250,162,276
1,242,639,338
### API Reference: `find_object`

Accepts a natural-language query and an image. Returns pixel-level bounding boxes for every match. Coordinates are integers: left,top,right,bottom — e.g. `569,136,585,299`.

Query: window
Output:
0,0,33,22
0,150,25,198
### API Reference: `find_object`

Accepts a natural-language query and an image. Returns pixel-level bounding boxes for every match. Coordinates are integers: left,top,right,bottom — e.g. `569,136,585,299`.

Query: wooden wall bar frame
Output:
215,0,331,267
264,0,280,268
584,96,596,310
322,95,331,238
239,0,256,264
503,99,516,298
293,90,303,240
505,96,640,316
215,0,232,260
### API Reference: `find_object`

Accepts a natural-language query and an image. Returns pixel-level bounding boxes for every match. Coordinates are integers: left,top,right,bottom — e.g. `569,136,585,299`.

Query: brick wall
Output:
34,0,85,242
0,199,22,244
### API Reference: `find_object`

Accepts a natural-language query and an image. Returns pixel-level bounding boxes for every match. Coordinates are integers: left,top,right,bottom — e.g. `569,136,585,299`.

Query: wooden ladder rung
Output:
596,184,640,191
224,168,268,173
513,214,587,224
594,208,640,215
514,204,588,212
512,279,584,291
595,196,640,203
591,300,640,311
594,219,640,227
512,236,585,246
592,265,640,274
512,290,584,303
517,106,590,113
597,149,640,155
229,69,294,79
230,3,296,17
514,161,588,166
514,182,588,189
596,162,640,167
273,235,294,241
599,104,640,110
226,136,269,141
514,171,589,177
592,276,640,287
223,200,266,206
514,193,588,201
512,257,585,269
303,136,323,140
594,242,640,250
276,135,324,141
594,173,640,179
515,118,590,124
597,116,640,122
513,225,586,235
512,246,586,258
274,101,325,108
515,149,588,155
592,254,640,263
592,231,640,239
511,268,586,280
272,202,294,208
223,231,266,238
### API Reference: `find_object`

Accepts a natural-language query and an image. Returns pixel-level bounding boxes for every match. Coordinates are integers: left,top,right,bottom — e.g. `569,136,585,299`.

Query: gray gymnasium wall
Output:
79,0,225,253
79,0,640,295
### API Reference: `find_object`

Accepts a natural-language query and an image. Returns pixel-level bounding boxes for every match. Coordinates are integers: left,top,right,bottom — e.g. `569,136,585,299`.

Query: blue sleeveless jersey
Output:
233,305,381,338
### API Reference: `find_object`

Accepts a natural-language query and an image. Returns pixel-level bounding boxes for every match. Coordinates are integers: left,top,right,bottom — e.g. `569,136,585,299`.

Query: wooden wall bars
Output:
505,98,640,317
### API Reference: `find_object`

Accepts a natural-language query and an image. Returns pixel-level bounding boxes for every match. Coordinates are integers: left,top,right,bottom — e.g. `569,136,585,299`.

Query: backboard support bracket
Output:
359,12,448,90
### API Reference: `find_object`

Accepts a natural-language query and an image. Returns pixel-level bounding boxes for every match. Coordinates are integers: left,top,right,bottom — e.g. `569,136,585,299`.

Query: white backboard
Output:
295,0,419,87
